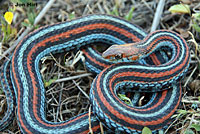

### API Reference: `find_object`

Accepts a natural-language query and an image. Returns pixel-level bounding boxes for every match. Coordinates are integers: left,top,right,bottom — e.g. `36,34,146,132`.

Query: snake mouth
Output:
102,43,142,61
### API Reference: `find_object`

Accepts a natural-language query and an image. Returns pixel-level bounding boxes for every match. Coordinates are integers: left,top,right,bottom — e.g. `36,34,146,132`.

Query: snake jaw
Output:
129,54,140,61
102,45,123,59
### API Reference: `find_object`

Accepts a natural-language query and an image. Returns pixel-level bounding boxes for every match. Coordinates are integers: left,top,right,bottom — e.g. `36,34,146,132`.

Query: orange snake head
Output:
102,43,144,62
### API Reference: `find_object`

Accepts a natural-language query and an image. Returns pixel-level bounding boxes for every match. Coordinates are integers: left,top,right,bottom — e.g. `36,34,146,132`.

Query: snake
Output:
0,14,190,133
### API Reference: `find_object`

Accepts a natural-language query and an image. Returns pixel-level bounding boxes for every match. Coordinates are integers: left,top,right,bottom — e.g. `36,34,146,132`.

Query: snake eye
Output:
115,54,122,60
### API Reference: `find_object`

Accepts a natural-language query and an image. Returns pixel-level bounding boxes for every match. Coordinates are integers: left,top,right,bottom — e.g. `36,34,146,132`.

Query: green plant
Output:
118,93,133,106
124,6,135,21
10,0,38,28
1,17,17,44
168,4,200,33
142,127,152,134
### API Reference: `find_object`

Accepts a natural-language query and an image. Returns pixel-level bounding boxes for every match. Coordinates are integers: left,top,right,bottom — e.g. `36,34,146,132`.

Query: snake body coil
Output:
0,14,190,133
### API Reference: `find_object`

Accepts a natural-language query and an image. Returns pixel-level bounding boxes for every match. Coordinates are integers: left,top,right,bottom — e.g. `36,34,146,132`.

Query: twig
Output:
34,0,56,25
55,66,63,122
83,0,93,15
183,65,197,87
50,53,67,70
0,42,2,55
168,15,184,30
88,105,93,134
188,31,200,55
165,116,181,134
182,97,200,104
100,122,104,134
53,73,92,83
141,0,154,14
72,80,90,100
193,3,200,12
151,0,165,32
97,0,105,14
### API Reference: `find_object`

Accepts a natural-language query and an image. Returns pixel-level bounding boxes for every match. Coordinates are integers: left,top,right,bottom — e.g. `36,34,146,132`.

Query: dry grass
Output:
0,0,200,134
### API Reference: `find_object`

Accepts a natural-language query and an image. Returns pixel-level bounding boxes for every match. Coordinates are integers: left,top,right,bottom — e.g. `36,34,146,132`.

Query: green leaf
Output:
28,12,36,25
21,22,30,27
192,23,200,32
169,4,190,14
7,24,11,35
142,127,152,134
20,0,33,3
185,129,195,134
118,94,133,106
171,114,178,118
192,13,200,20
1,20,17,43
34,24,40,29
1,23,6,34
44,78,57,87
109,5,119,16
69,12,75,20
0,88,3,94
178,109,189,115
158,129,164,134
10,0,20,3
191,124,200,131
20,0,27,3
124,6,135,21
10,26,17,36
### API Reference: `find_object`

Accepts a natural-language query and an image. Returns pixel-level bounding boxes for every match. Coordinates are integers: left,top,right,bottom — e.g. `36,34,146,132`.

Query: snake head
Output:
102,43,142,61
